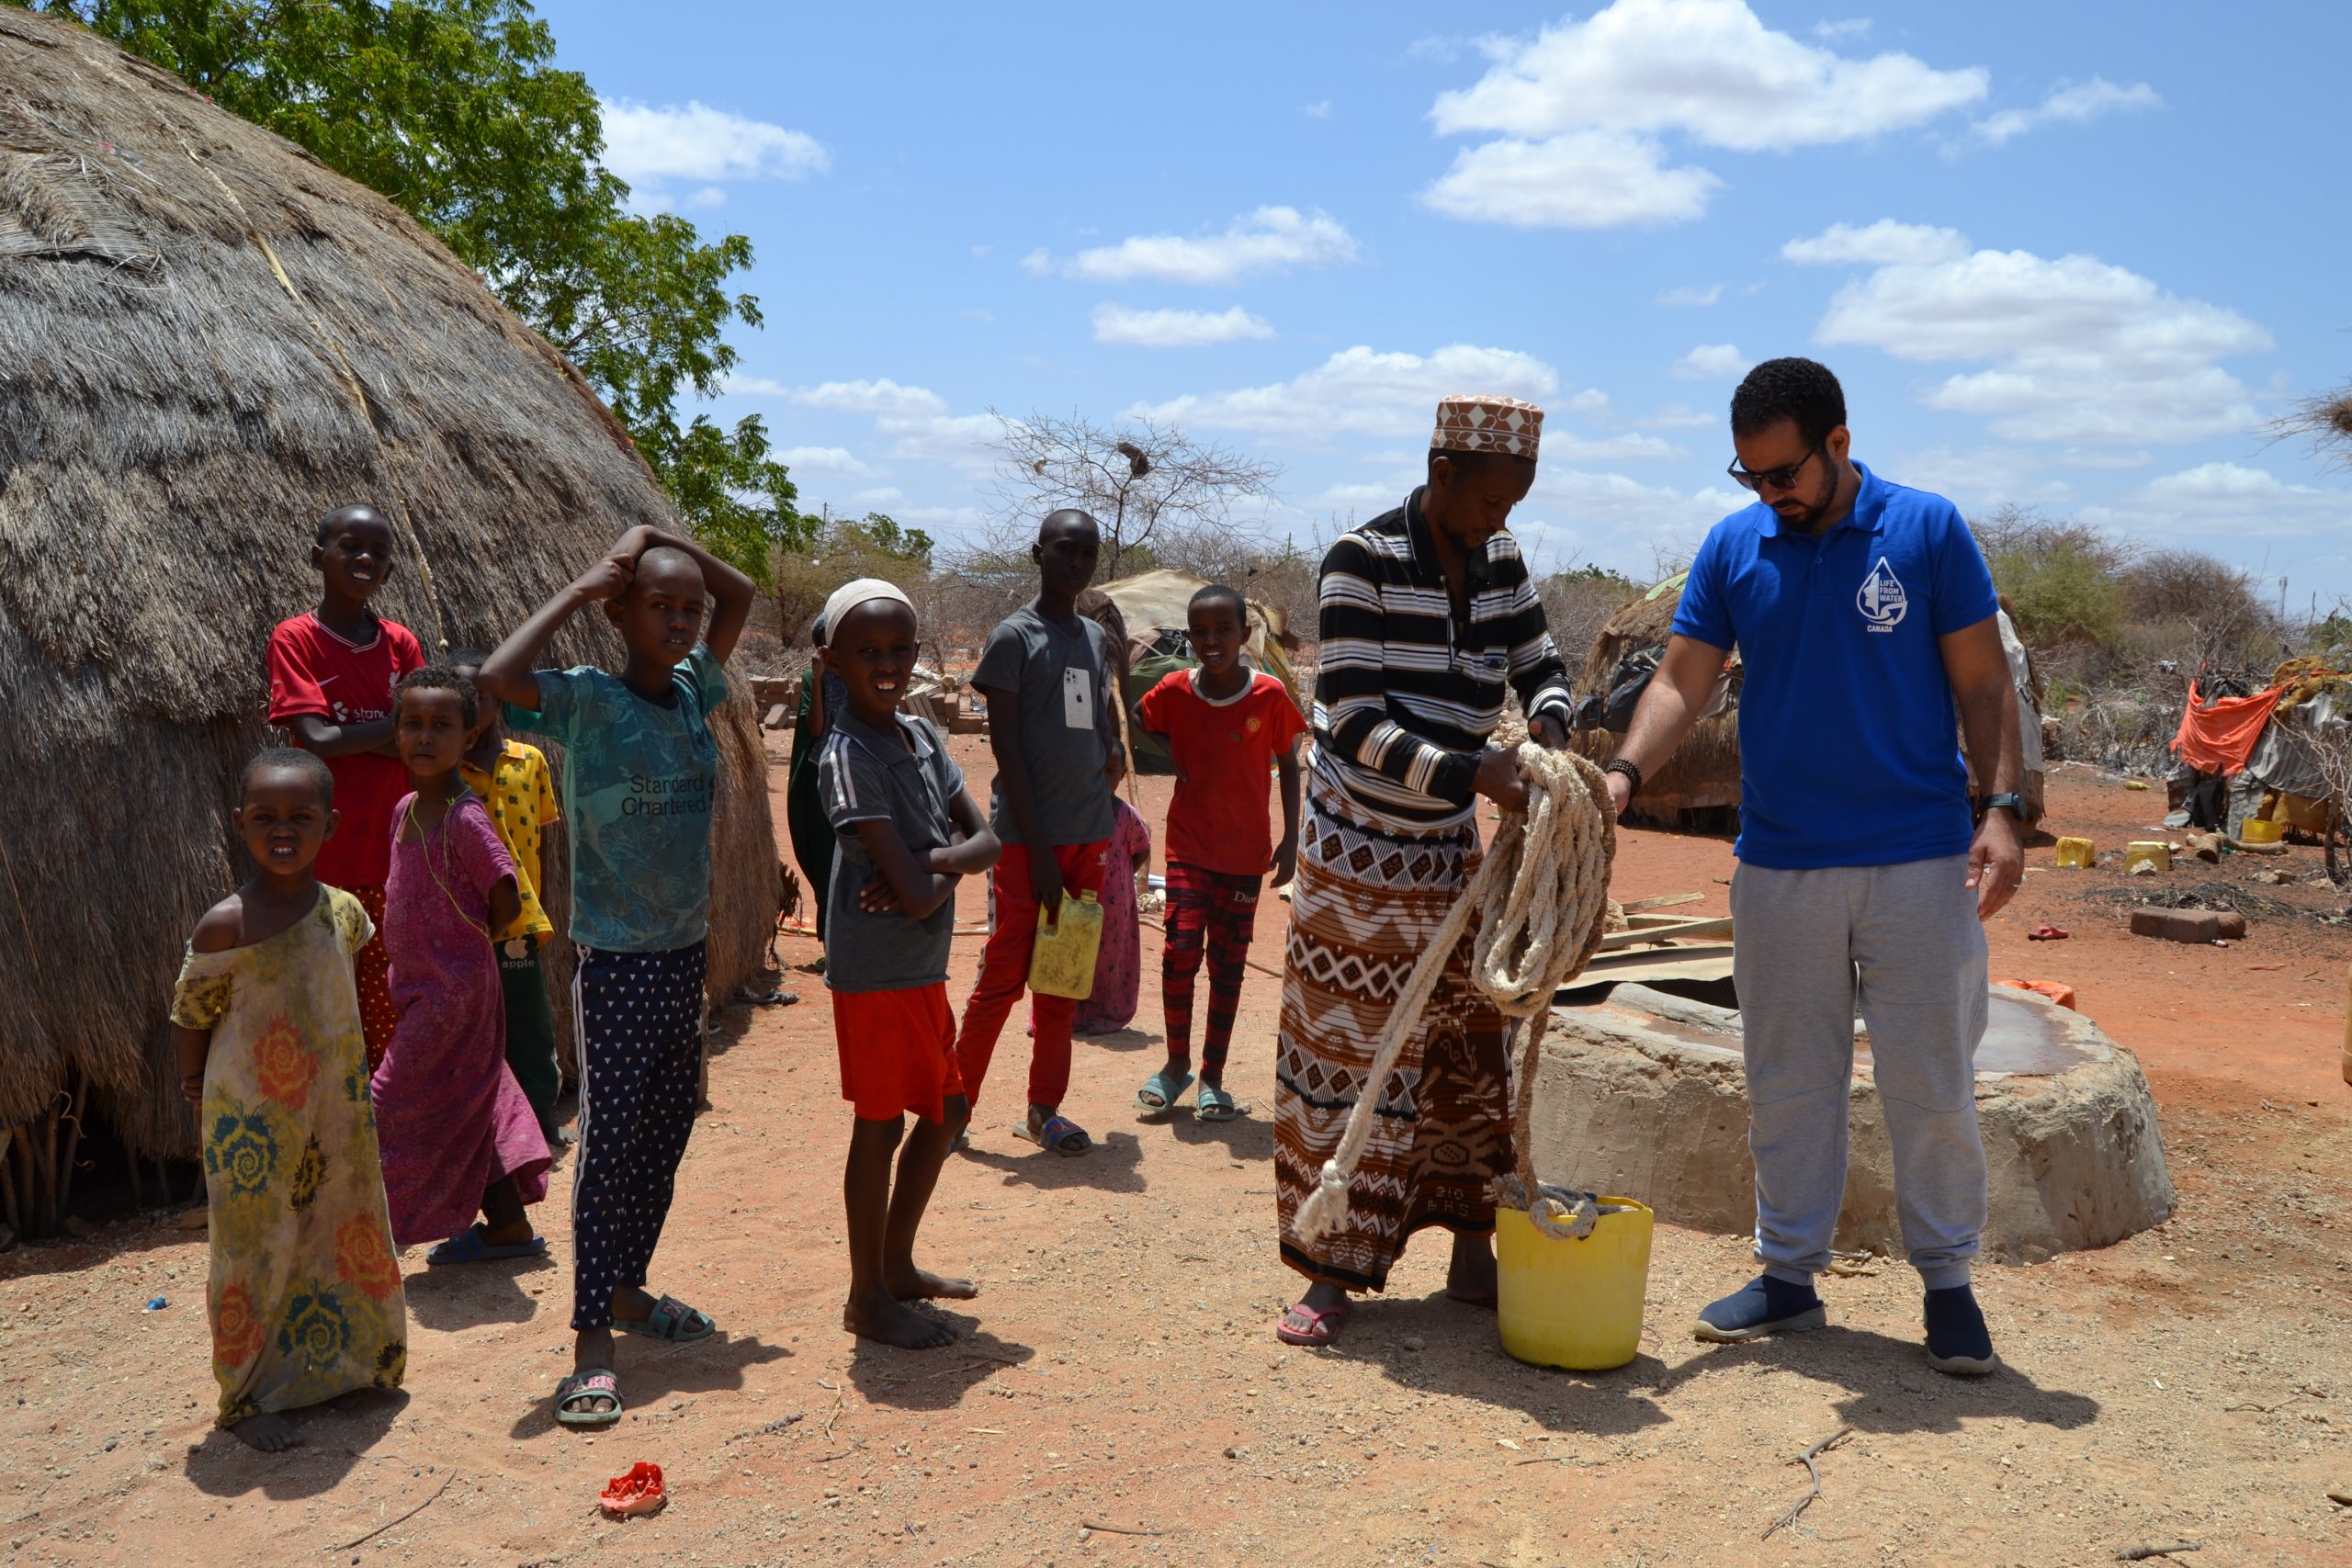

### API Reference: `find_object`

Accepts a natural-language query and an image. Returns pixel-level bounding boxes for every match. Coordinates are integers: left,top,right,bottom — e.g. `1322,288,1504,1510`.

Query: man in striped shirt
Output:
1273,394,1577,1348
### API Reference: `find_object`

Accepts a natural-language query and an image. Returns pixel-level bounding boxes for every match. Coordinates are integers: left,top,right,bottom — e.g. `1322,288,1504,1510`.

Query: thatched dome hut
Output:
1569,576,1743,826
0,8,780,1214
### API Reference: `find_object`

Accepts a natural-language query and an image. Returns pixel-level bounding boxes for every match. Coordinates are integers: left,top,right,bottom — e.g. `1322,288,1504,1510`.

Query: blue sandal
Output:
425,1224,548,1266
618,1293,718,1342
555,1368,623,1428
1195,1081,1238,1122
1017,1111,1091,1156
1136,1066,1193,1113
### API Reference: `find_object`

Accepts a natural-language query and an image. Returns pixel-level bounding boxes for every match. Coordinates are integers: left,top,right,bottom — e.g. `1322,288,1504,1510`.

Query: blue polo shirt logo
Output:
1857,557,1908,632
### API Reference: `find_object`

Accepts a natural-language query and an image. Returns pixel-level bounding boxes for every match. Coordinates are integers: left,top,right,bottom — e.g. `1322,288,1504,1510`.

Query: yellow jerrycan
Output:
1027,890,1104,1000
1496,1196,1656,1371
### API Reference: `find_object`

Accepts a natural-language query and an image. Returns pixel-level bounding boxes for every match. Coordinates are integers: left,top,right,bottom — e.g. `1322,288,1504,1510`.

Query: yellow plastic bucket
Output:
2052,836,2095,868
1495,1196,1655,1371
2240,818,2284,845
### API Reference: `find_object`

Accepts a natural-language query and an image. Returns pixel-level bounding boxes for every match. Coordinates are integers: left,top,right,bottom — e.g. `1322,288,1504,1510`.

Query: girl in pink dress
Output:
370,668,551,1258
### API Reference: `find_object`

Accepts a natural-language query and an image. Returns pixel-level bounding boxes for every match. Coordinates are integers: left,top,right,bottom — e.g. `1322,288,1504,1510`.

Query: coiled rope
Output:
1291,742,1618,1250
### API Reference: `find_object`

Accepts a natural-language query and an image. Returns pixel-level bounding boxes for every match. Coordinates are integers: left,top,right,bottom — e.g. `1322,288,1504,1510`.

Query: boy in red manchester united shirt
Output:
266,503,425,1067
1134,584,1306,1122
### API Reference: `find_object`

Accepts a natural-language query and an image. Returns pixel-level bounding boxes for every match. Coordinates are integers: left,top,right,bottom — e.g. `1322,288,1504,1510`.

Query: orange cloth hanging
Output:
2170,680,2283,775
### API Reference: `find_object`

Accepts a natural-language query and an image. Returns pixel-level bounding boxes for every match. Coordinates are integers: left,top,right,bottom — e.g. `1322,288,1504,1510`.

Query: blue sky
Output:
546,0,2352,604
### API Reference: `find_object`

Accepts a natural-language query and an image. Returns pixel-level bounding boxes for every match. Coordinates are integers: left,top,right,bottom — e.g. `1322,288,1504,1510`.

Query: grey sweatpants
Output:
1730,856,1989,1291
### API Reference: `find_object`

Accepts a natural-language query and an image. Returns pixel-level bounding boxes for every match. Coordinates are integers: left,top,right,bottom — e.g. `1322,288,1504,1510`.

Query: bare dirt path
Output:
4,759,2347,1565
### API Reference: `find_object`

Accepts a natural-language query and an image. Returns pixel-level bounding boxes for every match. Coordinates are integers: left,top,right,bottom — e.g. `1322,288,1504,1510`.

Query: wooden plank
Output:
1598,916,1733,952
1621,891,1705,913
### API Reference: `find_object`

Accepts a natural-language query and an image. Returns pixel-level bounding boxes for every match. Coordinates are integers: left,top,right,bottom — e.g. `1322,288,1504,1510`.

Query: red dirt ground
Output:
4,753,2347,1566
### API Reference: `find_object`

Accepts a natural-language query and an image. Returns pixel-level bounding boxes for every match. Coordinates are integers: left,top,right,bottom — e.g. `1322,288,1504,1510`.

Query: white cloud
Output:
599,99,827,210
1407,34,1464,63
1091,303,1275,348
1131,343,1559,443
1639,402,1719,430
876,412,1001,474
850,487,906,508
1512,468,1747,571
2082,463,2350,545
1671,343,1747,379
1565,389,1613,415
1782,219,1971,266
775,446,870,478
1303,99,1332,119
1888,444,2075,514
1816,248,2271,443
786,378,949,417
1036,207,1358,287
1430,0,1986,152
1545,433,1681,462
1814,17,1871,40
1973,78,2162,147
1421,130,1722,229
1657,283,1723,307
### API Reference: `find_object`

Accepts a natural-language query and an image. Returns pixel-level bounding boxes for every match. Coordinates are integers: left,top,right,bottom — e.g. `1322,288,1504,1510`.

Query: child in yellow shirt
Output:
452,650,566,1145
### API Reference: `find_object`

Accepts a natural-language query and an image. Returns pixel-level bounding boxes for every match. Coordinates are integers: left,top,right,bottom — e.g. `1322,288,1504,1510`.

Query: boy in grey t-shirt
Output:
953,509,1125,1156
819,580,1000,1348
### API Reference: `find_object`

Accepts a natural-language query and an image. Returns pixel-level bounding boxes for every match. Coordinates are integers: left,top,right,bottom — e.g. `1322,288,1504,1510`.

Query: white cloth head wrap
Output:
817,578,914,644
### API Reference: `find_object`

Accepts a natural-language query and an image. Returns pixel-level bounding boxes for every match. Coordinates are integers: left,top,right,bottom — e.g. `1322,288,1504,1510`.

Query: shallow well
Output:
1522,984,2176,1263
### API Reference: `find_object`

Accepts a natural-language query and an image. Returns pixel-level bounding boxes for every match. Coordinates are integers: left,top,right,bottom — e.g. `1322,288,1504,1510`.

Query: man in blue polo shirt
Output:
1608,357,2023,1376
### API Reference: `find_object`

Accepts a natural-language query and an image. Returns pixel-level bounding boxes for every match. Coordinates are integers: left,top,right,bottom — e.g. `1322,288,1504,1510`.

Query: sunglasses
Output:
1726,442,1819,493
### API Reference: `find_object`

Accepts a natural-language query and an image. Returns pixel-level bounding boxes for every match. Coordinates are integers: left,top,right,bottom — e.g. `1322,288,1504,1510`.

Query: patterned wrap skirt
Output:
1274,768,1515,1292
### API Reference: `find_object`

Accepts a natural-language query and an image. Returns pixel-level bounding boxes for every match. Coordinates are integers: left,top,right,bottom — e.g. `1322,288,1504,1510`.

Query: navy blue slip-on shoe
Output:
1693,1273,1826,1343
1924,1284,1997,1375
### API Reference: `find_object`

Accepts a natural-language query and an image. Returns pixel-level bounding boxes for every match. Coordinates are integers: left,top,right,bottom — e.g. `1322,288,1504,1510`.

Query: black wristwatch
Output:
1979,792,2027,820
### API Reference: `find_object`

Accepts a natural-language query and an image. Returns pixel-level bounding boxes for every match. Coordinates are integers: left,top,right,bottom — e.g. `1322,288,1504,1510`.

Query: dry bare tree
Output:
986,409,1281,579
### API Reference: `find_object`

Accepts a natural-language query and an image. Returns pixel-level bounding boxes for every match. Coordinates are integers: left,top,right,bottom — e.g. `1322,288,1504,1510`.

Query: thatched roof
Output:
0,8,780,1157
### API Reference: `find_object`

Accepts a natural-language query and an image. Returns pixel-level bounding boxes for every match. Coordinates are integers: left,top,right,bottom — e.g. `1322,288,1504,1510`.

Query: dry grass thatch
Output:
1569,578,1742,824
0,7,781,1159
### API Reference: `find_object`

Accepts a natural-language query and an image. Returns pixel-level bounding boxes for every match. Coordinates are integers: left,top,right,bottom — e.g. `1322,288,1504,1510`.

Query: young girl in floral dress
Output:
170,748,408,1452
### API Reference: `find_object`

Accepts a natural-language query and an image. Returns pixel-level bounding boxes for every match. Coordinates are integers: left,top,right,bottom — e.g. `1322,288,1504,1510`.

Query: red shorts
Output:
834,983,966,1122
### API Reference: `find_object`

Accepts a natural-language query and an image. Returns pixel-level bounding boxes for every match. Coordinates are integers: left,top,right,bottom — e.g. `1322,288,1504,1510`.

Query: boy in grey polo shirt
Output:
819,580,1001,1349
952,509,1125,1156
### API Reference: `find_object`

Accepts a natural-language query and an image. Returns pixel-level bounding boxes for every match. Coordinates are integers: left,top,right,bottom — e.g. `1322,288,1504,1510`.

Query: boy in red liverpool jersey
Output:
266,503,425,1068
1134,585,1306,1122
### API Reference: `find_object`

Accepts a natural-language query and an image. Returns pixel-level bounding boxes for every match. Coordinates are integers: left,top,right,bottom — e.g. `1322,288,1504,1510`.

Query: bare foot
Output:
884,1262,979,1301
231,1412,300,1452
843,1290,957,1348
1445,1235,1498,1308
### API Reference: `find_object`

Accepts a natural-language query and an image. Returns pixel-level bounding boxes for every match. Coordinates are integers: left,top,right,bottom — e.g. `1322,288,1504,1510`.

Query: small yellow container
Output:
1026,891,1103,999
2240,818,2284,845
2052,836,2095,868
2123,840,2171,874
1495,1196,1655,1371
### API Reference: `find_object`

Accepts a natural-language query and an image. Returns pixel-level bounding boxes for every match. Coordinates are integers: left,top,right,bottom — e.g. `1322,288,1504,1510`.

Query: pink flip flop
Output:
1274,1300,1351,1347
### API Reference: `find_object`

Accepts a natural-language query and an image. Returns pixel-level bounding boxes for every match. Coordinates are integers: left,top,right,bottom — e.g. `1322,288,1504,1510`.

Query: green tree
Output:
16,0,807,577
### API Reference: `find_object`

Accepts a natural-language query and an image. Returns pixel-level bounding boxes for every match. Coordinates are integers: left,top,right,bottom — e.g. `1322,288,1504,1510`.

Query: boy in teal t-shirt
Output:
477,522,754,1429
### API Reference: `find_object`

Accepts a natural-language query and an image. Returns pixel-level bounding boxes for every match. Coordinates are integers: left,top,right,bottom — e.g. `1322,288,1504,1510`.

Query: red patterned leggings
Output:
1160,861,1263,1083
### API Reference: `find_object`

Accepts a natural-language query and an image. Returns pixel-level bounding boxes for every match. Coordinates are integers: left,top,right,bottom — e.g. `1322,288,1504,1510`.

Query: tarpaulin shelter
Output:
2167,664,2348,835
1096,570,1304,774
